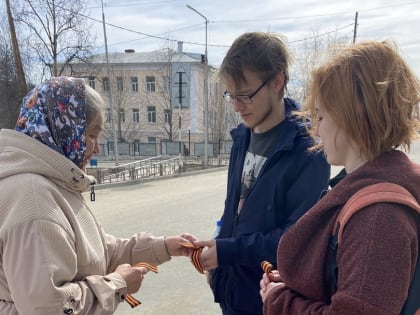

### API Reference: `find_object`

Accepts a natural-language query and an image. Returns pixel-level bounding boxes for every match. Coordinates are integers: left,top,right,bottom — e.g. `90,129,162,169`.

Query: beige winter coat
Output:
0,129,171,314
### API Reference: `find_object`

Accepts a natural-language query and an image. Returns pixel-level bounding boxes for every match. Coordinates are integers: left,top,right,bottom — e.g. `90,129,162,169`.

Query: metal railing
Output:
87,156,229,184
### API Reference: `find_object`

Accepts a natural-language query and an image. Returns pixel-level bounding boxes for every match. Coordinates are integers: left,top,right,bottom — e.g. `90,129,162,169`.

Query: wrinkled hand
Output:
180,233,199,243
115,263,149,294
165,234,199,257
259,271,285,303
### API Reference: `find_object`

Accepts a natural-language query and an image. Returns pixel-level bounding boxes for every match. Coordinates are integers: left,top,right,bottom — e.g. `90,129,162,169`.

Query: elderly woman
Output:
0,77,192,314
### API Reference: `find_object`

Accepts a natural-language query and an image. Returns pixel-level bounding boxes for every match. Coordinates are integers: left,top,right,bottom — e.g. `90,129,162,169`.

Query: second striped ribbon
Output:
125,262,158,308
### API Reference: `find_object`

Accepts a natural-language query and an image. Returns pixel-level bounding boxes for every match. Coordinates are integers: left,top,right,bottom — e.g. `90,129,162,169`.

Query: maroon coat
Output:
264,150,420,315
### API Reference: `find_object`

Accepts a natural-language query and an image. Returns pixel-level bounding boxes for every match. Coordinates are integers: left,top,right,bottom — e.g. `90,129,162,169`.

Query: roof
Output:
84,49,203,65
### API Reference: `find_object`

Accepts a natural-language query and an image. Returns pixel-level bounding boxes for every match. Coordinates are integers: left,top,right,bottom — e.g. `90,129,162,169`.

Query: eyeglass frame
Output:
223,80,267,105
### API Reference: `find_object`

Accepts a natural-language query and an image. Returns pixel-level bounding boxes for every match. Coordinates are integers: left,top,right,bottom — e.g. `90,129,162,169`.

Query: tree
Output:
288,29,351,103
14,0,95,78
152,48,184,142
0,13,22,129
208,72,239,154
6,0,26,97
100,68,143,143
135,47,187,142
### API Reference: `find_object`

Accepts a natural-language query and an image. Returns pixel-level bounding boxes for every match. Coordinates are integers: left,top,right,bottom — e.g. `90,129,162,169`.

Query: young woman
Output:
260,41,420,314
0,77,192,314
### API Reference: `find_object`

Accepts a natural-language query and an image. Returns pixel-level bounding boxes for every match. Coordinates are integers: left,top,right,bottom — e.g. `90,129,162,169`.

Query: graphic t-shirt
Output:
238,122,284,213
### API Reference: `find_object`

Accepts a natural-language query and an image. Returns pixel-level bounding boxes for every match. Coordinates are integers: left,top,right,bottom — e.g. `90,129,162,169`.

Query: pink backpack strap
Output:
333,183,420,245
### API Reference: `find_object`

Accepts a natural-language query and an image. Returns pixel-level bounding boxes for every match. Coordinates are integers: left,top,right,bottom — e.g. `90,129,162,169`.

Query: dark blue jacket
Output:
211,98,331,314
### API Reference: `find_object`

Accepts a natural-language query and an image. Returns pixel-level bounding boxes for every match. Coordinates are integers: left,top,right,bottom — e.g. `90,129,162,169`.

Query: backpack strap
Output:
333,182,420,245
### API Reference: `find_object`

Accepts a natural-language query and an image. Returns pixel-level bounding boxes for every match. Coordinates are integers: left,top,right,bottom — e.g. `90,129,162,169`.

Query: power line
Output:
79,8,356,50
288,23,355,44
107,23,204,47
50,1,412,51
89,0,185,9
76,9,218,48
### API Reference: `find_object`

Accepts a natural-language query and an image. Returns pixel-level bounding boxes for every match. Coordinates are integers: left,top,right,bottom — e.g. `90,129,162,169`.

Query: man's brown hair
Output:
219,32,292,98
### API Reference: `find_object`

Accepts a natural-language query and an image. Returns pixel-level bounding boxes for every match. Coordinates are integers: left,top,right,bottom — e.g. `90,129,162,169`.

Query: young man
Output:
192,32,331,314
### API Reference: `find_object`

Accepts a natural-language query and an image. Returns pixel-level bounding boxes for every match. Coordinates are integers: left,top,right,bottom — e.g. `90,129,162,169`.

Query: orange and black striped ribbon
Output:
261,260,273,275
181,242,205,274
125,262,158,308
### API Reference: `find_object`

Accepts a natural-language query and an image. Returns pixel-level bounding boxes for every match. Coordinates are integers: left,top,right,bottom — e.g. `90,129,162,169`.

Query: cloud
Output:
89,0,420,76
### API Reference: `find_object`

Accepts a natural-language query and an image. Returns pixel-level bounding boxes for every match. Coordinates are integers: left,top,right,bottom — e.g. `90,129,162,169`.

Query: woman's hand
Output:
259,271,285,303
114,263,149,294
164,233,199,257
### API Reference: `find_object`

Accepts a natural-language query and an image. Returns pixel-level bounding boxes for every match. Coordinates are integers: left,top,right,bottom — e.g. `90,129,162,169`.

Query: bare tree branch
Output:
14,0,94,78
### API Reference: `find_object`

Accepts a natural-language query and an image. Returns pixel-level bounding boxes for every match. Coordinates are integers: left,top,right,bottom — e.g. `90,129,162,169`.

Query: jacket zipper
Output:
224,150,283,308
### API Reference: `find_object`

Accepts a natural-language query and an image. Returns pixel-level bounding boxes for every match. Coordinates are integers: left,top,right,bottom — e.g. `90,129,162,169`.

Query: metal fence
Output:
97,139,233,159
87,155,229,184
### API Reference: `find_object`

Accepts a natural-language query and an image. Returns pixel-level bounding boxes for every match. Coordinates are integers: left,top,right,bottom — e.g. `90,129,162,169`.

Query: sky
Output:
85,0,420,78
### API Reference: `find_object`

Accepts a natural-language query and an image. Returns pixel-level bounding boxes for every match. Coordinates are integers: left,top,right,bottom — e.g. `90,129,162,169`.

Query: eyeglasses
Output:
223,81,267,105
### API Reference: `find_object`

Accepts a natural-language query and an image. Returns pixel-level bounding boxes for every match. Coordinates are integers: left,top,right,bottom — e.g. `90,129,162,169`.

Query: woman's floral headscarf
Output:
15,77,87,168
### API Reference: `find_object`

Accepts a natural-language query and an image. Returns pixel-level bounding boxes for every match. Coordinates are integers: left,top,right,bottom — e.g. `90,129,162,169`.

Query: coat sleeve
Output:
3,219,125,315
2,176,170,315
217,151,330,266
105,232,171,273
263,203,418,315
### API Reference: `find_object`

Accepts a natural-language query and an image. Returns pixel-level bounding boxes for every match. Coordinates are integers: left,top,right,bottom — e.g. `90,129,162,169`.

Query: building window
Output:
146,76,155,92
88,77,95,89
148,137,156,143
117,77,123,91
131,77,138,92
164,109,170,124
119,108,125,123
132,108,139,123
147,106,156,123
105,108,111,123
103,77,110,92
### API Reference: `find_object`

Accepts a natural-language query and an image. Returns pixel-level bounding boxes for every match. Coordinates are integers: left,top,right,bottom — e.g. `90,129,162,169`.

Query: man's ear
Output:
272,72,285,91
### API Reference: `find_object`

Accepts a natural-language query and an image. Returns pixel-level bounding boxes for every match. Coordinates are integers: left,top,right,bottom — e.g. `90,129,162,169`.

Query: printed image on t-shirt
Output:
237,121,284,212
239,151,267,203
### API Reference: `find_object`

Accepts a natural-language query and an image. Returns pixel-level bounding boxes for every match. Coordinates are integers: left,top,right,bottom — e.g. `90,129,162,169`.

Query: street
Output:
85,141,420,315
87,169,227,315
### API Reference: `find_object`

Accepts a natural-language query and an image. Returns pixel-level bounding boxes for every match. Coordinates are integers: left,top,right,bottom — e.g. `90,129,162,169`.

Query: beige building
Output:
64,41,235,158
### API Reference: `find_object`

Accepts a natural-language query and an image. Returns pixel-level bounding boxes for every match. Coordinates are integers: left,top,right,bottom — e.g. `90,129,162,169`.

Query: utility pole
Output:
353,11,359,43
6,0,27,97
177,72,185,167
101,0,119,165
186,5,209,167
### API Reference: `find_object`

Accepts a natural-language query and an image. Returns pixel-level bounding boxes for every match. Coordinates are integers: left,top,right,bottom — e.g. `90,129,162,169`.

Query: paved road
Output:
85,141,420,315
86,169,227,315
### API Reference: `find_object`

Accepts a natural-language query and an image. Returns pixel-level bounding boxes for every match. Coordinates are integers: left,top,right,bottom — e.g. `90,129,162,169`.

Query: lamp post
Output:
101,0,119,165
188,126,191,156
178,105,182,167
186,4,208,167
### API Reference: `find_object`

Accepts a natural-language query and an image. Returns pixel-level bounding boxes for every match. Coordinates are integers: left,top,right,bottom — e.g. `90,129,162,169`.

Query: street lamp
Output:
188,126,191,156
101,0,119,165
186,4,208,167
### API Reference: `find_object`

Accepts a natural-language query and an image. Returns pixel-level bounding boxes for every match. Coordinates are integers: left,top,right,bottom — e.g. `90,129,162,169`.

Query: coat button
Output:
267,205,272,212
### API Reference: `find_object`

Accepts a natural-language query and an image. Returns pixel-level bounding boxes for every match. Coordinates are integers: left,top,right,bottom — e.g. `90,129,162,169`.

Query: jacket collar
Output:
230,97,308,153
0,129,94,193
